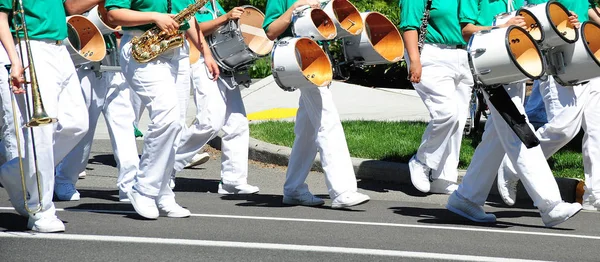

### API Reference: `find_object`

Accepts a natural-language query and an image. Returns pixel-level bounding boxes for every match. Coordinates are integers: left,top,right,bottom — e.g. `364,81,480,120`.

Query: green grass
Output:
249,120,584,180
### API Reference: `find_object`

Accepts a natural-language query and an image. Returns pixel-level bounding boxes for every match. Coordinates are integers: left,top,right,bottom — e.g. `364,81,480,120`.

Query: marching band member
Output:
105,0,219,219
55,0,140,202
0,46,15,165
400,0,472,194
498,0,600,211
0,0,89,232
447,0,582,227
263,0,370,208
168,0,260,194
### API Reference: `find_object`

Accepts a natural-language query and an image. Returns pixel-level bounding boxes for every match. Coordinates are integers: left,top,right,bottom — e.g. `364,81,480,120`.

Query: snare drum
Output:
343,12,403,65
204,5,275,71
468,26,545,86
547,21,600,86
292,6,337,40
321,0,363,38
271,37,333,91
493,8,543,42
64,15,106,66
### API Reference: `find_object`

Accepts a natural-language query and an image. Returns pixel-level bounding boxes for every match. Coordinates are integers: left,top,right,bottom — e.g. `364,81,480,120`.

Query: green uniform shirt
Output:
527,0,591,22
0,0,68,40
105,0,191,32
460,0,525,26
262,0,295,39
399,0,466,46
195,1,226,23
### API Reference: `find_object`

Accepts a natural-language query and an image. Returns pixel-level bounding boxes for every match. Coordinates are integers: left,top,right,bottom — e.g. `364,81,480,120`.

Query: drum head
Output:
547,2,577,43
583,22,600,66
331,0,363,35
310,9,337,40
364,12,403,62
67,16,105,62
239,6,274,56
506,26,544,79
518,9,543,42
295,38,332,86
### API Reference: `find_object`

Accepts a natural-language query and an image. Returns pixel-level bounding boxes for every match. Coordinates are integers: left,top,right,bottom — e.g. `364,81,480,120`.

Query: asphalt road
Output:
1,139,599,262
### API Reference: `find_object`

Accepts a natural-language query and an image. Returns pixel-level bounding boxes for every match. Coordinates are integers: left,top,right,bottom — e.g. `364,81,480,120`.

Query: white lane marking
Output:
0,232,549,262
2,207,599,241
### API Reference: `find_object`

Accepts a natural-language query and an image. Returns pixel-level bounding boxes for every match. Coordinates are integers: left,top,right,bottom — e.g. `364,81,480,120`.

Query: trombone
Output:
7,0,58,214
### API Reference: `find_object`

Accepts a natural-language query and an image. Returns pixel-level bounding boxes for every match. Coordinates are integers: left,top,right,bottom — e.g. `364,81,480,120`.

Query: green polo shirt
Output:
399,0,466,46
262,0,295,39
105,0,191,32
0,0,68,40
527,0,591,22
460,0,526,26
195,1,226,23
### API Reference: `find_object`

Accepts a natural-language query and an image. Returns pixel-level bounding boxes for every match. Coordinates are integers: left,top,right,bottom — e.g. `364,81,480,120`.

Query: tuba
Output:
131,0,209,63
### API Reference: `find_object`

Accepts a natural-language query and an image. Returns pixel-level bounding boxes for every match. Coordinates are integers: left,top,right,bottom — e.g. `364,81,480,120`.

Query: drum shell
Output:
343,12,403,65
86,5,120,35
321,0,363,38
292,8,337,40
209,21,258,71
493,11,517,27
468,27,541,85
271,37,332,91
523,2,578,48
548,22,600,86
64,15,107,66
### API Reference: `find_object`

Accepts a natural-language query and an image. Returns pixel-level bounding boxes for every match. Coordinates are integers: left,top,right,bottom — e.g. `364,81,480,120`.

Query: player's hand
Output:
568,12,580,28
502,16,527,30
153,13,179,34
293,0,320,10
204,55,220,80
9,62,26,94
226,7,244,20
408,59,422,83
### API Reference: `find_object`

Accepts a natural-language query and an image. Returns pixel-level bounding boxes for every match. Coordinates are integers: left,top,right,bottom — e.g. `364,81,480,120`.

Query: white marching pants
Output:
284,86,357,199
120,33,184,198
411,44,472,182
172,58,250,186
0,40,88,216
458,83,562,212
0,59,18,164
55,68,139,193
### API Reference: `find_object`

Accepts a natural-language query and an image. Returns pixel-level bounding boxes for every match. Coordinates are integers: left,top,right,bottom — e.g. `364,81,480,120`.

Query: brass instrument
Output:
130,0,209,63
9,0,57,214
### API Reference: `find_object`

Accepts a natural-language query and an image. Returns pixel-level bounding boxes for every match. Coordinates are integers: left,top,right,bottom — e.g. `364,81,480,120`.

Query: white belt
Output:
426,43,465,50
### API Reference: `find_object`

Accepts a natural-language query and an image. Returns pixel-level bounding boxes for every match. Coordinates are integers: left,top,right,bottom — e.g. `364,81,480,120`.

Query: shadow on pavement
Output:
173,177,220,193
357,179,432,197
0,213,28,231
220,194,367,212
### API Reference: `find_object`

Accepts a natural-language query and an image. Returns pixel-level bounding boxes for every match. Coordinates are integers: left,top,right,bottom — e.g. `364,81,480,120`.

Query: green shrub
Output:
247,57,272,78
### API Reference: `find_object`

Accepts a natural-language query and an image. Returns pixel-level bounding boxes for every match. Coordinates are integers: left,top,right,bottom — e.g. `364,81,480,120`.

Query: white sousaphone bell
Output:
546,21,600,86
468,25,545,86
292,5,337,40
321,0,364,38
64,15,107,66
271,37,333,91
494,1,578,49
343,11,403,65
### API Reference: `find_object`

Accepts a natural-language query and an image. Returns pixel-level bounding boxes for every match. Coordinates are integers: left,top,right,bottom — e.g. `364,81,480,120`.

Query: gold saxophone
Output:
131,0,208,63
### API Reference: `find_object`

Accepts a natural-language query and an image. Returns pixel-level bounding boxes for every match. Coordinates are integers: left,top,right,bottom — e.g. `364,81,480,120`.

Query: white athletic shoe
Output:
128,188,159,219
78,171,86,179
541,202,582,227
446,191,496,223
185,152,210,168
27,214,65,233
218,183,260,195
497,164,519,206
429,179,458,195
158,201,191,218
408,155,431,193
582,193,600,211
331,191,370,209
282,192,325,206
54,183,81,201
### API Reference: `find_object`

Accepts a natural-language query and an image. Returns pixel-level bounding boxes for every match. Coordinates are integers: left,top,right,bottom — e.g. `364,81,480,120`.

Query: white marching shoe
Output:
541,202,582,227
408,155,431,193
447,191,496,223
28,214,65,233
127,188,159,219
185,152,210,168
158,201,191,218
54,183,81,201
218,183,259,195
497,163,519,206
282,192,325,206
331,191,370,209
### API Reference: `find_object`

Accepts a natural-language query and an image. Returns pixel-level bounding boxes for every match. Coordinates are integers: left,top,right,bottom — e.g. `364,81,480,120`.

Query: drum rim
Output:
360,11,404,63
581,21,600,68
516,8,545,43
545,1,579,44
271,37,297,91
504,25,545,80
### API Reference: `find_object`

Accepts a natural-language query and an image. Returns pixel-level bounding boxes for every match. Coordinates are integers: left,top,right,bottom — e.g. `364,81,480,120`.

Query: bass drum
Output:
343,12,404,65
468,25,545,86
271,37,333,91
547,21,600,86
291,6,337,40
202,5,275,71
321,0,363,38
64,15,106,66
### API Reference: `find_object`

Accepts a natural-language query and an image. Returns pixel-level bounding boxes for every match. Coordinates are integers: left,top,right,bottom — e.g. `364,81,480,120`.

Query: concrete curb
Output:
209,136,584,203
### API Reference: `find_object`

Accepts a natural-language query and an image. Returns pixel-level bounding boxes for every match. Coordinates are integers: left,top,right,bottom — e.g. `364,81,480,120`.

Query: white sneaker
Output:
185,152,210,168
541,202,582,227
331,191,370,209
497,164,519,206
158,201,191,218
282,192,325,206
78,171,86,179
54,183,80,201
218,183,260,195
127,188,159,219
408,155,431,193
582,192,600,211
27,214,65,233
430,179,458,195
447,191,496,223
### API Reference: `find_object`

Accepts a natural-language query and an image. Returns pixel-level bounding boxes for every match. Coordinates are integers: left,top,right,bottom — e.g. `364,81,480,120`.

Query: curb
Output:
209,136,584,204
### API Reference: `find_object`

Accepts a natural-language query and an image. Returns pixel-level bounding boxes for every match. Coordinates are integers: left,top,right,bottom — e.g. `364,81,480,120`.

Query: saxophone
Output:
131,0,208,63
